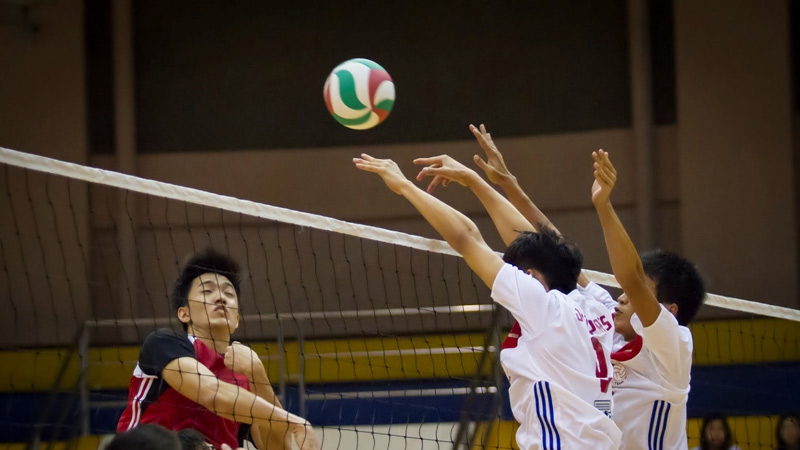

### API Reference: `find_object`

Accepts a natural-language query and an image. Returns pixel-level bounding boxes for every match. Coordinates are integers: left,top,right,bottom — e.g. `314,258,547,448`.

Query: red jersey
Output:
117,329,250,448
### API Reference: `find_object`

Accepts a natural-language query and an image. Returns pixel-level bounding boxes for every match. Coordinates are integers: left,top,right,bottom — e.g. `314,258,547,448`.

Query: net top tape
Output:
2,146,798,322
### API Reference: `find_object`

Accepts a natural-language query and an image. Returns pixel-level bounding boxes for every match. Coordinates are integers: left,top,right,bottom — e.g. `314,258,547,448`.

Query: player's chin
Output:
613,315,631,332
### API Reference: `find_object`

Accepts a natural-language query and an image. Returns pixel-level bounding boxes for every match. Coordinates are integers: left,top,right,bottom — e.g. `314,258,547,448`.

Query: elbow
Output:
449,224,481,255
615,260,647,289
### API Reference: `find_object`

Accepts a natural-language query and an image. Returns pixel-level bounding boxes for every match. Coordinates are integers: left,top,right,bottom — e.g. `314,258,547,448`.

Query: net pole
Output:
78,326,90,437
277,319,287,406
297,320,307,418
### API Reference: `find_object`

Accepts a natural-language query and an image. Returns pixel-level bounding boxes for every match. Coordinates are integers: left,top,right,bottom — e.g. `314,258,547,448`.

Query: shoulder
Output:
143,328,190,344
492,263,546,294
141,328,194,354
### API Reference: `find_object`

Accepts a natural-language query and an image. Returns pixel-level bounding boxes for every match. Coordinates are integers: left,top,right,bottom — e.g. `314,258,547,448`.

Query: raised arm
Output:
412,154,534,247
162,357,319,450
591,150,660,326
469,124,558,234
468,124,597,287
354,154,504,288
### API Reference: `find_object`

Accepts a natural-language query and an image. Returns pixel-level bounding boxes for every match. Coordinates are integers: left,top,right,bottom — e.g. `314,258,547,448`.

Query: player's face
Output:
614,277,657,341
185,273,240,336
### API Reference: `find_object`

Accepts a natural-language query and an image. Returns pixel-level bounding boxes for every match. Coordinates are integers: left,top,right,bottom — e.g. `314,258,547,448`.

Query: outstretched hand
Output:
412,154,476,193
591,149,617,205
470,124,514,186
353,153,410,195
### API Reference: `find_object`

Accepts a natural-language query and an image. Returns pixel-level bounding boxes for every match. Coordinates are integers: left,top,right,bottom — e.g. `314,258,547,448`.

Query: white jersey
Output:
494,264,621,450
611,304,693,450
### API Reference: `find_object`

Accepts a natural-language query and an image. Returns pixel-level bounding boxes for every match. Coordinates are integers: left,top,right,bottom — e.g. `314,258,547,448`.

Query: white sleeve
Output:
579,281,617,311
491,263,561,340
630,304,693,389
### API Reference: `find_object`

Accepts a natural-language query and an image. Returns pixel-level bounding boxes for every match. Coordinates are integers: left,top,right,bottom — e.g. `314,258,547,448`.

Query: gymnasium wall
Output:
0,0,798,350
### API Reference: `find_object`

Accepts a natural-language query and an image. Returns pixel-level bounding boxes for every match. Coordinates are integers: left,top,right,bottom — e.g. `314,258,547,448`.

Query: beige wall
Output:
0,0,87,164
675,0,798,309
0,0,90,346
0,1,798,346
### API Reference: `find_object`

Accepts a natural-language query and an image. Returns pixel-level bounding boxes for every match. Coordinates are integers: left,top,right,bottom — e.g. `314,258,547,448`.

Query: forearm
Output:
250,368,283,409
593,200,646,288
249,369,292,450
464,173,535,246
203,378,304,428
497,177,558,234
398,180,482,254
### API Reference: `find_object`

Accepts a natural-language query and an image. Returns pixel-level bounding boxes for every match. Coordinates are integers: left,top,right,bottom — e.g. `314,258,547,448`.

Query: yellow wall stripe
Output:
1,317,797,392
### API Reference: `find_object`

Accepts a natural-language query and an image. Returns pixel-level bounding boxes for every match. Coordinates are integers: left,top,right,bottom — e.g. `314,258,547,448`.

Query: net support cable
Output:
2,146,798,322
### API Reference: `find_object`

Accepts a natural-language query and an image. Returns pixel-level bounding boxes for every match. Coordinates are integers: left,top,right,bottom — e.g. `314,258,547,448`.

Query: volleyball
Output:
323,58,395,130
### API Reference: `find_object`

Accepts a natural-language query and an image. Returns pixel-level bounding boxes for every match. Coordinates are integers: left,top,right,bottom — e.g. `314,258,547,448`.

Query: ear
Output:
525,268,549,291
665,302,679,317
177,305,191,326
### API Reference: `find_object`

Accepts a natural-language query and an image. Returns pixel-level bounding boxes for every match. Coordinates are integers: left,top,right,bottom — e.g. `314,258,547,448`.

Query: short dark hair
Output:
171,248,242,331
699,412,733,450
502,226,583,294
641,249,706,325
107,424,180,450
177,428,212,450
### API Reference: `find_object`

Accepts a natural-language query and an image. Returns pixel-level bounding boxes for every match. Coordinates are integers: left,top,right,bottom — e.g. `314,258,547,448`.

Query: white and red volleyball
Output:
323,58,395,130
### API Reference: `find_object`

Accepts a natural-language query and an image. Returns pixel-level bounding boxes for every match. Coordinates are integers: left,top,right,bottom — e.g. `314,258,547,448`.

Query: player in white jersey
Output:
355,153,621,450
592,149,706,450
412,149,617,419
458,124,705,449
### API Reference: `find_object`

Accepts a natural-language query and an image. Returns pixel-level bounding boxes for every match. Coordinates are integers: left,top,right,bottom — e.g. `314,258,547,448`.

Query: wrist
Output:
398,179,418,195
593,198,612,210
497,174,519,190
463,170,482,187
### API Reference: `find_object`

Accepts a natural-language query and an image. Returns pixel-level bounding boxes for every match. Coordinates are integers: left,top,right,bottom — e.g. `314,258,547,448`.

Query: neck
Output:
188,326,230,353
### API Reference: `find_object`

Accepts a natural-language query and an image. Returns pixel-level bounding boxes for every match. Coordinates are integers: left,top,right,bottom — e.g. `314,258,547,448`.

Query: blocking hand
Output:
353,153,410,195
412,154,476,193
470,124,514,186
591,149,617,205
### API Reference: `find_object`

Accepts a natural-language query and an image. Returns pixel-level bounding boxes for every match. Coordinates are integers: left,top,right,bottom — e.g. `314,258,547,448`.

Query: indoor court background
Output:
1,1,799,449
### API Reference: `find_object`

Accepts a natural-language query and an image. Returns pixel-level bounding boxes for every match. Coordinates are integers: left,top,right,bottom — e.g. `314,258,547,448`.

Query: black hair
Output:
106,424,180,450
641,249,706,326
177,428,211,450
699,412,733,450
502,226,583,294
776,414,800,449
171,248,242,331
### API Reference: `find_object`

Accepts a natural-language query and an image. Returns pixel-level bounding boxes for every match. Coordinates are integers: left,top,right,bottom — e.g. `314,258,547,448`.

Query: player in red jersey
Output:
117,249,319,450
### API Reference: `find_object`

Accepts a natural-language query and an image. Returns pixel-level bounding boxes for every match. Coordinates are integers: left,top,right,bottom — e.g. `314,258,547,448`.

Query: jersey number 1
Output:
591,337,611,393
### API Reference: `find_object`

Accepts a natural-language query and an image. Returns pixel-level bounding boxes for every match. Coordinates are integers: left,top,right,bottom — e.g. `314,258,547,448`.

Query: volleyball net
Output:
0,146,798,450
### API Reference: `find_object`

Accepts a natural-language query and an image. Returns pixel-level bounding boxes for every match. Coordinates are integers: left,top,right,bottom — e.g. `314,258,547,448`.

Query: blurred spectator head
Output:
777,414,800,449
699,412,733,450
